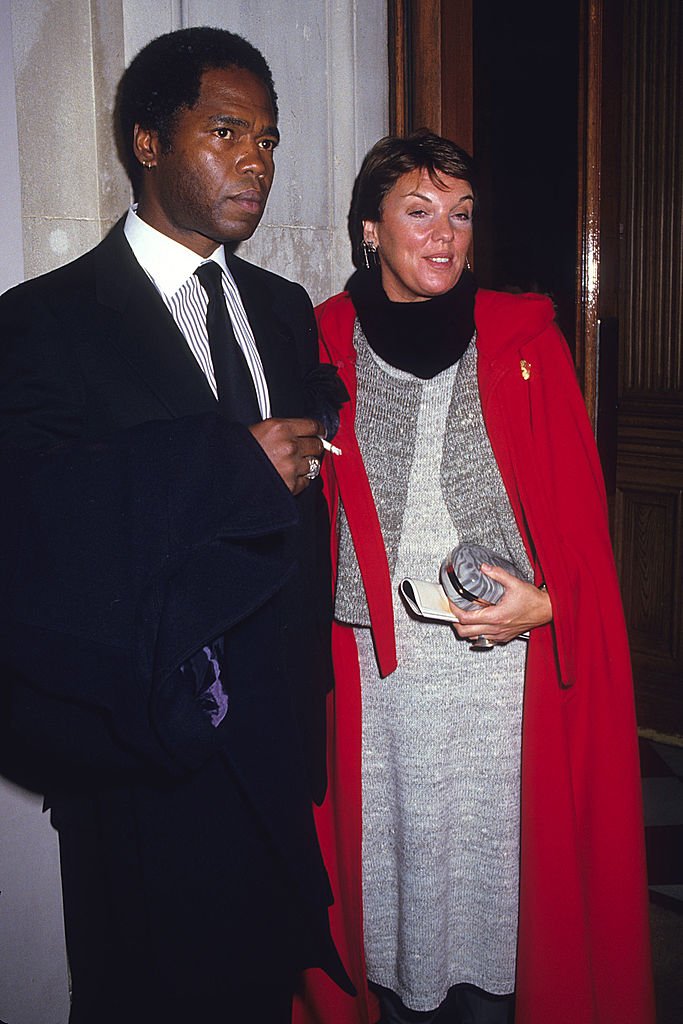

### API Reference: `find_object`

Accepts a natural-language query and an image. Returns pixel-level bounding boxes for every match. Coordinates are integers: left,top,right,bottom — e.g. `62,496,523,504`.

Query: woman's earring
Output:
465,256,472,271
362,239,378,271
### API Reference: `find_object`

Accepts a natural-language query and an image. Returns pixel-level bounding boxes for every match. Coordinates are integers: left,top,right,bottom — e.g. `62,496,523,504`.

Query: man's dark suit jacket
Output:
0,221,348,1021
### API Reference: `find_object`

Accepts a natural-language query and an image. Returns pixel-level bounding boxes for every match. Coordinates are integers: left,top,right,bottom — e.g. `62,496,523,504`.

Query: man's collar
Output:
123,206,229,298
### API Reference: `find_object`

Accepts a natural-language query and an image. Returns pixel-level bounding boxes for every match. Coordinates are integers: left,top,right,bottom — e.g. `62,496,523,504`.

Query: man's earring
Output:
362,239,378,271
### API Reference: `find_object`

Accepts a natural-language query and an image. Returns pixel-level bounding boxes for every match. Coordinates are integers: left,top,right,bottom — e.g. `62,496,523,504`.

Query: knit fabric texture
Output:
340,323,529,1011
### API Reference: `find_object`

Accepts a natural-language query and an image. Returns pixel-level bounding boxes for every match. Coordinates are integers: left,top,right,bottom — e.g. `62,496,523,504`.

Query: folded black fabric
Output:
0,413,298,778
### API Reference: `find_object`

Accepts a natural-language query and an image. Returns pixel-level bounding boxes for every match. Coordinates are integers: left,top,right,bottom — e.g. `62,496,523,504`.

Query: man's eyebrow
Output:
208,114,249,129
208,114,280,142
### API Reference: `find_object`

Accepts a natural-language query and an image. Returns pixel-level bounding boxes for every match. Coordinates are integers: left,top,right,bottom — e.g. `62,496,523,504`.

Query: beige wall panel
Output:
11,0,129,277
22,214,104,279
0,785,70,1024
244,225,337,303
91,0,131,221
12,0,101,220
122,0,182,63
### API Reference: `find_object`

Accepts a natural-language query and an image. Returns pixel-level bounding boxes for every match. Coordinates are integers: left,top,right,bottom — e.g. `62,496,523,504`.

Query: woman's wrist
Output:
536,582,553,626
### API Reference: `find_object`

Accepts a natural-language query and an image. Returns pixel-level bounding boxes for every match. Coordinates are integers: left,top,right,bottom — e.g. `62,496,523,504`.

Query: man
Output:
0,27,349,1023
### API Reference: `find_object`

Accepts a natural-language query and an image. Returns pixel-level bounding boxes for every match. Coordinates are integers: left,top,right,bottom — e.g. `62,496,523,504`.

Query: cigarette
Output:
320,437,342,456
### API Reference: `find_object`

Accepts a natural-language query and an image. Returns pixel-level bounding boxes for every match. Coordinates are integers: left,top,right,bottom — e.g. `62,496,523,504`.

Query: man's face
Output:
135,66,279,256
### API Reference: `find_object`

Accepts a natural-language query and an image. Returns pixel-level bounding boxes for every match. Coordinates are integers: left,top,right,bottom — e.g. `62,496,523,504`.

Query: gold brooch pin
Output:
520,359,531,381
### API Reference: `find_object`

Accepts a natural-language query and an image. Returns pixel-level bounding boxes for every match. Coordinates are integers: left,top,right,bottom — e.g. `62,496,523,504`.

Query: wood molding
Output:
619,0,683,396
440,0,473,153
616,486,681,658
610,0,683,735
615,475,683,735
576,0,603,428
410,0,442,132
388,0,472,147
388,0,409,135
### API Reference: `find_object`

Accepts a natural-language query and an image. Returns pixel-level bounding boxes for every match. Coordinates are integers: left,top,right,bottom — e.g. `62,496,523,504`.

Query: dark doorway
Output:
472,0,580,352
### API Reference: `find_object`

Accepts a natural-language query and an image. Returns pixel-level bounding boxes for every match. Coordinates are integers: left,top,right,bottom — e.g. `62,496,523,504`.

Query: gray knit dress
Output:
334,324,531,1012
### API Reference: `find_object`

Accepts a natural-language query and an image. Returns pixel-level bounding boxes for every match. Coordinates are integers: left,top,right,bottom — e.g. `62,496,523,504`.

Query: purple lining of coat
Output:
179,637,229,727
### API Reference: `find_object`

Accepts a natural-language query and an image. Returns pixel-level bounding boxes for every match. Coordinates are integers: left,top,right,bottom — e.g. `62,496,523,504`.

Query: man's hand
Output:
450,564,553,645
249,417,325,495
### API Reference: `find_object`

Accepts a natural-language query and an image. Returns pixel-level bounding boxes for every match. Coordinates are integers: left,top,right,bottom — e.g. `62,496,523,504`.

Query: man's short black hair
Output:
115,26,278,189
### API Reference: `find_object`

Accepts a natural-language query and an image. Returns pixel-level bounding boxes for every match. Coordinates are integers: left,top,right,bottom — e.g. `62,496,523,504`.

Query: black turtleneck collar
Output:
346,266,477,379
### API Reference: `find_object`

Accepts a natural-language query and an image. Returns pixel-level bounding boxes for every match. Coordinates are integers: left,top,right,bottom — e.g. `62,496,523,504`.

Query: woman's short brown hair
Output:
348,129,477,269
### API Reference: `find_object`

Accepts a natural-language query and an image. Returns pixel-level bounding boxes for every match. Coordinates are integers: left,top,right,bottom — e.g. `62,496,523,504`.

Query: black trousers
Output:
55,773,310,1024
69,978,293,1024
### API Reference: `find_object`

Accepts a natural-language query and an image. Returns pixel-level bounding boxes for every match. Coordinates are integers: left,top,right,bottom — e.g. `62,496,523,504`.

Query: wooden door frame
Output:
388,0,473,152
576,0,602,429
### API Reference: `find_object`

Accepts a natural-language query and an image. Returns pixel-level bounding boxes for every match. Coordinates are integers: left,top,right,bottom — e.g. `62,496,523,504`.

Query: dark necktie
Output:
194,261,261,424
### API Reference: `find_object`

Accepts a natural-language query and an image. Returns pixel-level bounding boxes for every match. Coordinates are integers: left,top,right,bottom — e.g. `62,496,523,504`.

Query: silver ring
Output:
305,456,321,480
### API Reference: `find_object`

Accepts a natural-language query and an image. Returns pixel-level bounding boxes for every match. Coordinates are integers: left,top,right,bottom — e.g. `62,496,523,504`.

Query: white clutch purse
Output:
399,543,529,648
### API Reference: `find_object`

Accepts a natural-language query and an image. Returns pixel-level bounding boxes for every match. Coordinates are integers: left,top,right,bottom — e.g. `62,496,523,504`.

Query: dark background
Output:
473,0,579,350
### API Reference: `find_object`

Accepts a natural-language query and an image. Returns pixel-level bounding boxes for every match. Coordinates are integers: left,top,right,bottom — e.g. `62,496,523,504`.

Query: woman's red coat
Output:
293,288,654,1024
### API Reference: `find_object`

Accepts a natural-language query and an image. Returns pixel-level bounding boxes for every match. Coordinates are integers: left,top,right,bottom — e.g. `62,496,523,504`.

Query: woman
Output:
294,131,653,1024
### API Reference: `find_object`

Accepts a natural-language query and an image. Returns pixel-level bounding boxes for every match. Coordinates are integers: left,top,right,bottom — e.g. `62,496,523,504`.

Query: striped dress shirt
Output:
123,207,271,419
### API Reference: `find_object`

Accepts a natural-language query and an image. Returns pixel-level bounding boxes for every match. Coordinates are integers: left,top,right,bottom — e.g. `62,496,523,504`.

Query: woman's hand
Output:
449,564,552,645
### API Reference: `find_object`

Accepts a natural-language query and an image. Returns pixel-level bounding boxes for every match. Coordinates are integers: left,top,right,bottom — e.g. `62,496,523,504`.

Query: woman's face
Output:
363,169,474,302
